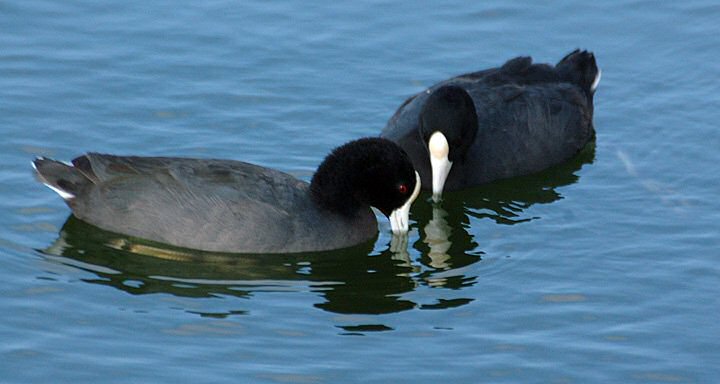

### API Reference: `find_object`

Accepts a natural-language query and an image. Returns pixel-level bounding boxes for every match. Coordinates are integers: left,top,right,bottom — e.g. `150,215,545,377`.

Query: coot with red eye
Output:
32,138,421,254
382,49,600,201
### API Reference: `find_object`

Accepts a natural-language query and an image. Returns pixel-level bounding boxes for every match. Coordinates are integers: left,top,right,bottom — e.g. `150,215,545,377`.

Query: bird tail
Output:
556,49,601,94
32,157,91,201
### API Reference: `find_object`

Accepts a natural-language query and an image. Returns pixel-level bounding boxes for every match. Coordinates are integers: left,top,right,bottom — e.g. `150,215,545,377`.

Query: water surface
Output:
1,1,719,383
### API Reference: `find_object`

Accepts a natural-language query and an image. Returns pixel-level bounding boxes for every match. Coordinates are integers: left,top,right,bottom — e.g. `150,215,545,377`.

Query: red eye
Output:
398,184,408,194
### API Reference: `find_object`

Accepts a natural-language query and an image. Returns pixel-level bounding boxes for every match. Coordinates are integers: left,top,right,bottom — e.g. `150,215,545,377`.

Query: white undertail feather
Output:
32,158,76,200
591,68,602,93
44,184,76,200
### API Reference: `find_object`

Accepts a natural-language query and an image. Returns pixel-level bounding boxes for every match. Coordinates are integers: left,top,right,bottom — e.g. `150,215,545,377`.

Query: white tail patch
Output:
42,183,76,200
591,68,602,92
32,158,76,200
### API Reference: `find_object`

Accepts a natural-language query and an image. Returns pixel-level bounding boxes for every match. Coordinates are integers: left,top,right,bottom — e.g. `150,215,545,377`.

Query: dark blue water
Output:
2,1,719,383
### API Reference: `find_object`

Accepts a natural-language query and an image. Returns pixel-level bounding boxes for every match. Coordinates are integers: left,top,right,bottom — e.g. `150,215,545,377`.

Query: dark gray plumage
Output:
33,138,420,254
382,49,600,195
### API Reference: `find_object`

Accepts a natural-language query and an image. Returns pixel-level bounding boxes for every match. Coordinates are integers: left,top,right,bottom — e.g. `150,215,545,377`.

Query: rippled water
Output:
2,1,719,383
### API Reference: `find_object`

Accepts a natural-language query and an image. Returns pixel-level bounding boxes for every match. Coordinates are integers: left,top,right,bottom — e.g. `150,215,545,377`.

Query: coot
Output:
382,49,600,200
33,138,421,253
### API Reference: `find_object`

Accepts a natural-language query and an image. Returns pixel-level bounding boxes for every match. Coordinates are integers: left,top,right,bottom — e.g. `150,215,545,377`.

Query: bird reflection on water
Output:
39,143,593,318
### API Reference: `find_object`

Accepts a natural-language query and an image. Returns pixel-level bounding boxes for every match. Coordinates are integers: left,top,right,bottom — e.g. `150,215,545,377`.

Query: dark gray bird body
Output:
33,138,419,254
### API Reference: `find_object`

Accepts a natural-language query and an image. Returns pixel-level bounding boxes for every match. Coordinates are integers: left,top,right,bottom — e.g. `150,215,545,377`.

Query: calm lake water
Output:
2,1,719,383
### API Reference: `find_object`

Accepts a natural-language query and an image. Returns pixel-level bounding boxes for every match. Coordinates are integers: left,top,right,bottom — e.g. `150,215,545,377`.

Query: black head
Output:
310,138,418,217
419,85,479,162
